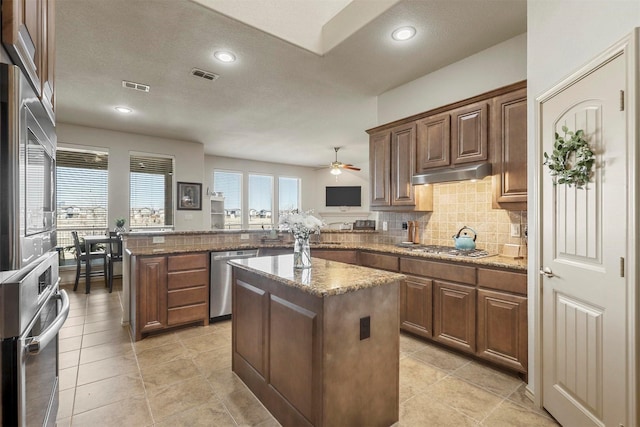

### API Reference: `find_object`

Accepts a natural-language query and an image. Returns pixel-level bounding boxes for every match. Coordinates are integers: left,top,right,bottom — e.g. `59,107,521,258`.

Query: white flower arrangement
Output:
279,210,325,240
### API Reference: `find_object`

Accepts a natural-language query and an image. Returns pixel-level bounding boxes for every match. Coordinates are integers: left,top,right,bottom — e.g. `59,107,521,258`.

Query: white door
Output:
540,52,628,426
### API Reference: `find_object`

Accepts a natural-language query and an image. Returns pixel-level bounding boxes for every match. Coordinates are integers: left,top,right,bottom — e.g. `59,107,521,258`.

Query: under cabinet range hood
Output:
411,162,492,185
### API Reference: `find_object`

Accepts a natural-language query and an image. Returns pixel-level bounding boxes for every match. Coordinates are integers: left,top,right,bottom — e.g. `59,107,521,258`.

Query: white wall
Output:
527,0,640,402
57,123,206,231
377,33,527,124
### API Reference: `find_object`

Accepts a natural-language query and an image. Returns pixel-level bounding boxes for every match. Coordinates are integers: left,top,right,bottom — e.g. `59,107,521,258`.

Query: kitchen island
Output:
229,254,405,427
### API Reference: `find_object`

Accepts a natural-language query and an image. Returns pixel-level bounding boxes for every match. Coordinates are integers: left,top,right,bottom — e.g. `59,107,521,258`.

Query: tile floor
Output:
56,280,559,426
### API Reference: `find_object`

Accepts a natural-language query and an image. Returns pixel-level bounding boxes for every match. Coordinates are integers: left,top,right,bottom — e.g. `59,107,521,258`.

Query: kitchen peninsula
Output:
228,254,404,427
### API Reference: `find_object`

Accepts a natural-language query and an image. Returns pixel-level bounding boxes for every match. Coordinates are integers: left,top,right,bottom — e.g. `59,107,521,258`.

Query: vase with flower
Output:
279,210,324,269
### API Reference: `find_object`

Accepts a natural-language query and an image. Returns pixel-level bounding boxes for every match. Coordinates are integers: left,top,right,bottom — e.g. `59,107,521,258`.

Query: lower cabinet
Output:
132,252,209,341
311,249,358,265
433,280,476,354
400,276,432,338
477,288,528,373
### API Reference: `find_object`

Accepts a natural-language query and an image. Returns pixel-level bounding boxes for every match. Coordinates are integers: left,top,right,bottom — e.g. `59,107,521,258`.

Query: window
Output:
279,177,300,214
213,171,242,229
56,148,109,258
130,155,174,229
248,174,273,229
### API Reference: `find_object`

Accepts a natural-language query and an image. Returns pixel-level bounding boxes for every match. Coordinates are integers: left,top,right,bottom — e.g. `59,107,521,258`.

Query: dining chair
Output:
71,231,107,294
106,231,123,293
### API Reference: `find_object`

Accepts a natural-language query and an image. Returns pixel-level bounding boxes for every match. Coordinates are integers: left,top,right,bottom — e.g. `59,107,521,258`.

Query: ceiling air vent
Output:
191,68,219,81
122,80,150,92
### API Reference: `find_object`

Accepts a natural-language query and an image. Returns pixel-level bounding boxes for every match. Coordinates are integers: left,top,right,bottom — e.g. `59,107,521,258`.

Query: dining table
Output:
83,234,120,291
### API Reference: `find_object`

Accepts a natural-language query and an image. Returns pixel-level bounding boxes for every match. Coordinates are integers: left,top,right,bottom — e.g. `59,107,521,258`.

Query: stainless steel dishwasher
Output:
210,249,260,321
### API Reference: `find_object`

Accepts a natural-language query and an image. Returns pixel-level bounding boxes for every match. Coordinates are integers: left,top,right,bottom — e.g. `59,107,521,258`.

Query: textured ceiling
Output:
55,0,526,168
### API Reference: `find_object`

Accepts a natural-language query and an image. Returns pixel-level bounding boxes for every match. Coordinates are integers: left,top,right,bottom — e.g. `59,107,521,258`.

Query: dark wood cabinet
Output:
390,123,418,206
360,252,399,272
433,280,476,354
368,125,433,211
132,252,209,340
416,112,451,171
369,131,391,207
492,87,527,210
477,288,527,373
400,276,432,338
2,0,56,121
451,100,489,165
312,249,358,265
136,256,168,338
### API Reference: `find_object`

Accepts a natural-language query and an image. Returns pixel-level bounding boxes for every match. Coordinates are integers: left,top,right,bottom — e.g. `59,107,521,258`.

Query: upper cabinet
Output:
491,87,527,210
2,0,56,122
369,124,433,212
368,81,527,210
451,101,488,165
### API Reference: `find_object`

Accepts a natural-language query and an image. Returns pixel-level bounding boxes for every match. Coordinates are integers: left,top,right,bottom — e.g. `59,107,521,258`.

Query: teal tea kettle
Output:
452,226,477,250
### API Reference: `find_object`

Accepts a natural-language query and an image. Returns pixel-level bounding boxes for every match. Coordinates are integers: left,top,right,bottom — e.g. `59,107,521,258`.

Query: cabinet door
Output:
492,88,527,209
433,280,476,354
137,256,168,337
369,131,391,207
416,113,450,170
40,0,54,121
2,0,43,95
477,289,527,372
400,276,433,338
390,123,417,206
451,101,488,164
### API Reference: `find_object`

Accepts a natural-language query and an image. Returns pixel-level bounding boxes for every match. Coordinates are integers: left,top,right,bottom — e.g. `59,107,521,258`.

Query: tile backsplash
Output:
376,177,527,256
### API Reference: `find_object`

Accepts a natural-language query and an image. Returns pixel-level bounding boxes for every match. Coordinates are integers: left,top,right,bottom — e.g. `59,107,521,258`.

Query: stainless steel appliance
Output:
0,63,57,277
210,249,260,321
401,244,494,259
0,251,69,426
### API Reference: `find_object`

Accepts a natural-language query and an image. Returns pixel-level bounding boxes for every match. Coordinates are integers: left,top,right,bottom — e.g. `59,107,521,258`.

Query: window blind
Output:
130,155,174,228
278,177,300,214
56,148,109,248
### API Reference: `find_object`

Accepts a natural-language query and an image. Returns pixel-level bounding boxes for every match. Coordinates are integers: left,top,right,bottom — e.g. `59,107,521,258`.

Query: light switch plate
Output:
152,236,165,244
382,221,388,231
510,224,521,237
240,233,249,240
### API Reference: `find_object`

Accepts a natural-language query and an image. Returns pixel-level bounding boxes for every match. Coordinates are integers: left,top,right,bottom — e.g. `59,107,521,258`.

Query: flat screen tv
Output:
326,186,361,207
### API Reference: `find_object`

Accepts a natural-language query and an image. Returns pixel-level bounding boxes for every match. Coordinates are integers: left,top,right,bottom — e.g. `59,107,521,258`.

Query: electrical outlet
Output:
360,316,370,340
402,222,408,230
240,233,249,240
510,224,521,237
382,221,388,231
152,236,165,244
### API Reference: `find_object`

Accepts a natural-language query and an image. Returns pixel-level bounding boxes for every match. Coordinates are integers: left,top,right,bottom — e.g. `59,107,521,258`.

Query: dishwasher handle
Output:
212,251,260,261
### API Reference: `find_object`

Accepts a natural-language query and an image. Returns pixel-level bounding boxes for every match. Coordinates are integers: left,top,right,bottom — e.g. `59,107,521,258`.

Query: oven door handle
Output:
26,289,70,355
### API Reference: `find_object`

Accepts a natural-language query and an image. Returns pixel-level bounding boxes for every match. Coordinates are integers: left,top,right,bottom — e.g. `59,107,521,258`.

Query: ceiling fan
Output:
327,147,361,175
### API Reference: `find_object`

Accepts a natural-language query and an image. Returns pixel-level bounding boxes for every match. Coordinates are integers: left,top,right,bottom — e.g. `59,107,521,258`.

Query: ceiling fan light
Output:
330,167,342,176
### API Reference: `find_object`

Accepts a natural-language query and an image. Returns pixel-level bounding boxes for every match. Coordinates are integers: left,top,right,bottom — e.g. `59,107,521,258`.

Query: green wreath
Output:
543,126,595,189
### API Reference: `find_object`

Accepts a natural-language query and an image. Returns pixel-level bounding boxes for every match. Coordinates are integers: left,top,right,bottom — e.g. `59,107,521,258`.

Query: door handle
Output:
539,267,554,278
26,287,69,355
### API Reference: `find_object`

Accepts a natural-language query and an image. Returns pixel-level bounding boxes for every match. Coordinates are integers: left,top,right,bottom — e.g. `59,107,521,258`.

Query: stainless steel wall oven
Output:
0,63,56,276
0,63,61,426
0,251,68,426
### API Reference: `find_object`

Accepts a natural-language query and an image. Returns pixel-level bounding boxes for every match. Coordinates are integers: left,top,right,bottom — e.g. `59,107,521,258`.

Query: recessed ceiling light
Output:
115,106,132,114
392,26,416,41
214,51,236,63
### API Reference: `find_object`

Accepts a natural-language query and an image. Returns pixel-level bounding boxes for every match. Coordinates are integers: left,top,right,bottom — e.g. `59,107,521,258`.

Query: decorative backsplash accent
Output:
376,177,527,256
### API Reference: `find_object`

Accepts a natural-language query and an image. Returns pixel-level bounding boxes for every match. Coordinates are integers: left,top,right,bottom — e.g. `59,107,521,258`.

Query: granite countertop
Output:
127,242,527,271
228,254,405,297
124,229,377,237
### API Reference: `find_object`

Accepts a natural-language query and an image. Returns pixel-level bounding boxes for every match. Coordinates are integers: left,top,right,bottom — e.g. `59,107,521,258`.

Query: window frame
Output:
129,152,175,231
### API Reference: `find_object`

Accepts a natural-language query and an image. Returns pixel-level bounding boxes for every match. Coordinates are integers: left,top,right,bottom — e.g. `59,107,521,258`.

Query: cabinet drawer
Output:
168,253,208,271
168,286,207,308
477,268,526,295
401,257,475,285
167,303,208,326
168,269,209,290
360,252,399,272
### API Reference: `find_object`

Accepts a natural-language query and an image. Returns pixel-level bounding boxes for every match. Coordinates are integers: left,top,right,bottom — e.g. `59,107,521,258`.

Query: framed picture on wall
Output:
177,182,202,210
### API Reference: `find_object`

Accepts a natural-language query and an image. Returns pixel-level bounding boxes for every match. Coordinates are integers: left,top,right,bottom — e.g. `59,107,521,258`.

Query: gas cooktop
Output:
399,244,495,259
